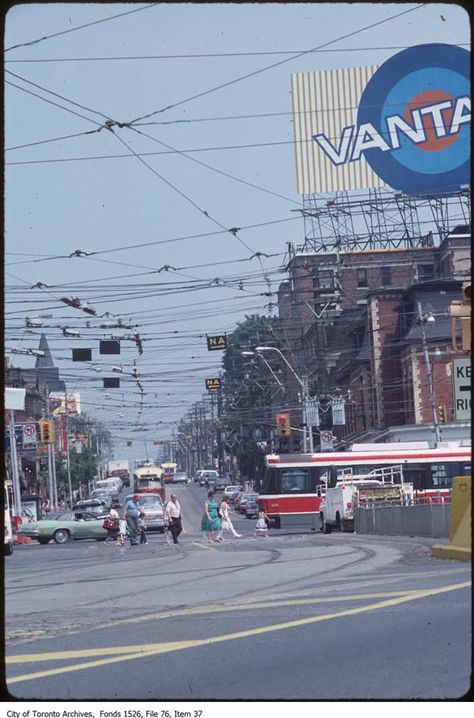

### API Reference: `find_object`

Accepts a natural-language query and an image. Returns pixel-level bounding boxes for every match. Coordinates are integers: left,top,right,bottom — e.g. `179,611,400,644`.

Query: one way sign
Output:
452,357,471,421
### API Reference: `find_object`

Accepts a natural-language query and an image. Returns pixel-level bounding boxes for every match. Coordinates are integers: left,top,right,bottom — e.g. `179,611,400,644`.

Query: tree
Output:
221,315,284,478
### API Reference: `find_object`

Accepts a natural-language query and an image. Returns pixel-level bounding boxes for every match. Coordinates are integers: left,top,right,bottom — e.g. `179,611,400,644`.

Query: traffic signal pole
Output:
8,410,22,519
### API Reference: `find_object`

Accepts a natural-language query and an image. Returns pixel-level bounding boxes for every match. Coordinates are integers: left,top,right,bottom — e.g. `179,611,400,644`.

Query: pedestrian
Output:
165,493,182,544
201,490,221,543
217,496,241,540
254,508,269,538
123,494,144,546
139,516,148,545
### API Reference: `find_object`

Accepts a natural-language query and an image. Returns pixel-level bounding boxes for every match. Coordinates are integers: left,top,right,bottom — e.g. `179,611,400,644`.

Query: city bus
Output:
160,462,177,484
133,463,165,500
257,443,471,530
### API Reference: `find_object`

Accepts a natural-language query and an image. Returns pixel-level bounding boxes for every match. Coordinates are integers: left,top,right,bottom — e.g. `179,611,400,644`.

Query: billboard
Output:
291,44,470,195
49,392,81,415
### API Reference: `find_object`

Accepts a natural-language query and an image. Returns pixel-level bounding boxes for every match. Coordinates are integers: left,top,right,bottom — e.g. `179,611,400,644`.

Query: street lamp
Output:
417,303,441,447
241,351,284,388
254,346,313,452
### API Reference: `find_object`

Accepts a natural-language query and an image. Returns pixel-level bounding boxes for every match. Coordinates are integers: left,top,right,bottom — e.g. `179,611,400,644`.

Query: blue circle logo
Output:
357,44,470,195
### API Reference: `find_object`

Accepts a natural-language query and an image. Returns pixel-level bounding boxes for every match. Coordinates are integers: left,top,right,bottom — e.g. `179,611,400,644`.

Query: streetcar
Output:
133,463,165,500
257,443,471,530
160,462,178,484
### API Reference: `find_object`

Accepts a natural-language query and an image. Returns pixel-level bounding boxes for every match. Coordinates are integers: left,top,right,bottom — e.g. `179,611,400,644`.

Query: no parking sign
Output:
23,423,37,447
320,430,334,452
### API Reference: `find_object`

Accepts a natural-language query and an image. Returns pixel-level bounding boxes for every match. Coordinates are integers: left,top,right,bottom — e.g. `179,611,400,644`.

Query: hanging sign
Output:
206,378,222,390
207,335,227,351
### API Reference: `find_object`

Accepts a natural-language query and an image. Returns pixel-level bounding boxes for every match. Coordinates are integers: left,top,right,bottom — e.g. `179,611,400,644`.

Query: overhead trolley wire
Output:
5,3,157,52
126,4,425,125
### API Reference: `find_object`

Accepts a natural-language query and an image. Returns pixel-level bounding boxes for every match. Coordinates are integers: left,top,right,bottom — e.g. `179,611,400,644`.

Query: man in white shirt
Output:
165,493,182,544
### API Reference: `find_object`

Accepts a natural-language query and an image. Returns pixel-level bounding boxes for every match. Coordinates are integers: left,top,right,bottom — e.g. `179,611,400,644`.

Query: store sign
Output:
206,378,221,390
4,425,36,453
49,392,81,415
292,44,470,194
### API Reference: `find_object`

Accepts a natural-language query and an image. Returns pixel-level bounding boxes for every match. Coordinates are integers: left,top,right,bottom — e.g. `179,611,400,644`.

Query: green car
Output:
17,510,109,545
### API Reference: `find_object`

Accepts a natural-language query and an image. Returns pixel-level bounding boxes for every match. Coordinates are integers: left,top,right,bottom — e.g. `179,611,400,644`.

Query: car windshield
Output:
48,511,74,521
126,495,162,507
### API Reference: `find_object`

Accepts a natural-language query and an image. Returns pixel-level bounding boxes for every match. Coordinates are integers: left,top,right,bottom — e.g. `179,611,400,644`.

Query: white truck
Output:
319,466,413,534
105,459,130,487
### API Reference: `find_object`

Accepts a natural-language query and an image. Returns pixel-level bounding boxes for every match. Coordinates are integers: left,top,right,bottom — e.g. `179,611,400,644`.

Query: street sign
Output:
205,378,221,390
452,356,471,421
320,430,334,452
22,423,37,447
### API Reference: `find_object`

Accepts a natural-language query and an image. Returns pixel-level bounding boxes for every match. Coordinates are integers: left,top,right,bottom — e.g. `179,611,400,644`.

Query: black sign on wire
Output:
72,348,92,362
100,340,120,355
206,335,227,351
103,377,120,388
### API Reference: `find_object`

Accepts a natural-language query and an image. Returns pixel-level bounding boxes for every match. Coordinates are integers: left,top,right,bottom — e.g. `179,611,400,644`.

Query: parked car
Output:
72,499,110,518
214,477,231,492
122,493,167,532
223,485,243,502
233,491,245,510
238,493,259,513
17,510,108,544
173,472,189,484
243,495,259,519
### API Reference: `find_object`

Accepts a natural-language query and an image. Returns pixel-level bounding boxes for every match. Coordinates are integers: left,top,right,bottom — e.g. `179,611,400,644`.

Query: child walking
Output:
254,509,269,538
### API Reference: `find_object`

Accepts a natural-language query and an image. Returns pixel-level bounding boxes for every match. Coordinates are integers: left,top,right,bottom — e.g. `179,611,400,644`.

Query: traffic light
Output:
276,413,291,436
438,405,447,423
449,282,471,352
39,420,55,443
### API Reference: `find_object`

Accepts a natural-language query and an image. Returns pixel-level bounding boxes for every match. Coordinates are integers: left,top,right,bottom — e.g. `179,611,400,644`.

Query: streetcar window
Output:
431,462,471,488
281,469,309,493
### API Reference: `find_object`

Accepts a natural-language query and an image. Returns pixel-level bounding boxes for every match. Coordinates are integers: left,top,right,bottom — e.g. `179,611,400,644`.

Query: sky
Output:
4,2,470,462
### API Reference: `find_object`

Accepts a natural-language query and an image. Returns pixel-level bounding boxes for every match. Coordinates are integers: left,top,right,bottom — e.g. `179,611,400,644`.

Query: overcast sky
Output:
4,2,470,461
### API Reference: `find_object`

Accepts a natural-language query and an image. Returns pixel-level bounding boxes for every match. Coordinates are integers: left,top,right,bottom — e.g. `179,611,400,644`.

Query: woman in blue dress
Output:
201,490,222,543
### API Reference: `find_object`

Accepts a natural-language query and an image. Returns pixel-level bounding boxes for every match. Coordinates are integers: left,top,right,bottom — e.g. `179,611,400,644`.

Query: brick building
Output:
277,228,471,448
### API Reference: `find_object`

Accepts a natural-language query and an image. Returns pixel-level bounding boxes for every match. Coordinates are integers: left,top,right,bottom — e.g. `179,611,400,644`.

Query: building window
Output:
381,266,391,286
417,264,434,281
313,270,334,290
357,268,368,288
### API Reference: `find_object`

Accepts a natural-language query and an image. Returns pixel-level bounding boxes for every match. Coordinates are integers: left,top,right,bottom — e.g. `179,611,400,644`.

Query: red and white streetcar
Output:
257,442,471,531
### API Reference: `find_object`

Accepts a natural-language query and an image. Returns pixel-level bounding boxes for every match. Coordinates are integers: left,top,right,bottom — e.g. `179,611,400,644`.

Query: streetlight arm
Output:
254,346,304,389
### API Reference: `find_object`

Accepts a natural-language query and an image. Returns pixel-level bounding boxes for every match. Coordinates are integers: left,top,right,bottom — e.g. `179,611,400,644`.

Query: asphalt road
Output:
4,482,472,701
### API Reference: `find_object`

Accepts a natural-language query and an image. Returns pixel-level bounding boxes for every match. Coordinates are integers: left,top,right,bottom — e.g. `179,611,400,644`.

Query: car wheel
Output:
37,537,50,545
53,529,70,544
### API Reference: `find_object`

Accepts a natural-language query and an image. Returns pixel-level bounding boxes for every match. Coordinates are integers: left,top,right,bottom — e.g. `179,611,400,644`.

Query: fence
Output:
355,498,451,538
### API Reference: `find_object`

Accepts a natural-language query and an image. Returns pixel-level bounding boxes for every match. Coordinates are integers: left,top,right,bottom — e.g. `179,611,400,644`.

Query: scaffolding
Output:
292,188,470,255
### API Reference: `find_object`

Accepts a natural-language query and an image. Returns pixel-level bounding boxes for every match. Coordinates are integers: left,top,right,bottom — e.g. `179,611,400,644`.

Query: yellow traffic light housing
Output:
438,405,447,423
39,420,55,443
449,282,471,352
276,413,291,436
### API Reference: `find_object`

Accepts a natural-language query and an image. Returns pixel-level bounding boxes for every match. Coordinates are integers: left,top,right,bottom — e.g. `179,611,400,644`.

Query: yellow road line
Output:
7,589,418,658
7,580,470,684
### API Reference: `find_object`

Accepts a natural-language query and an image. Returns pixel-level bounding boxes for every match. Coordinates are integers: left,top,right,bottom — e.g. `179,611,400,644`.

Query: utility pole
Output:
417,302,441,447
